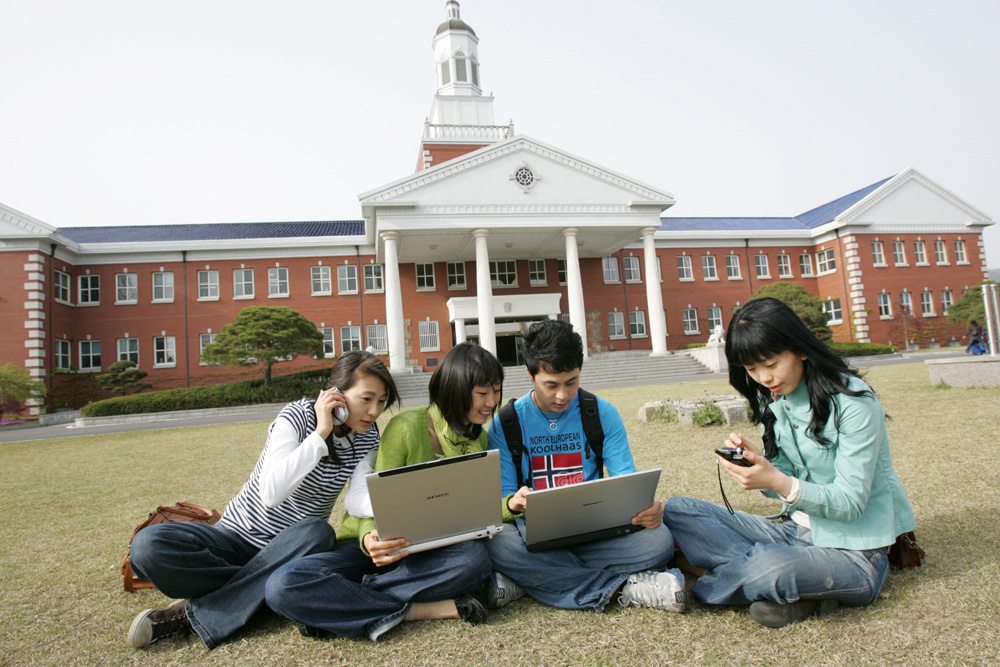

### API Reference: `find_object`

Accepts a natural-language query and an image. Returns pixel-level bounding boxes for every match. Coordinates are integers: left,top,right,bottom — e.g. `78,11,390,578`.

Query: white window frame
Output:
602,257,620,284
55,339,71,370
54,270,70,304
682,308,699,335
934,240,948,265
317,327,334,357
816,249,836,275
268,267,290,298
366,323,388,354
340,325,362,353
755,254,771,279
116,273,138,304
152,271,174,303
877,293,892,319
677,256,693,281
701,255,718,281
920,291,935,316
900,292,912,314
310,266,331,296
447,262,466,290
777,254,792,278
623,256,641,283
871,241,886,266
913,241,928,265
78,274,100,306
557,259,567,285
337,265,358,294
823,299,843,324
941,290,953,315
79,340,101,371
726,255,742,280
416,263,435,291
153,336,177,368
363,264,383,293
199,333,218,365
799,253,814,277
490,260,518,288
954,239,968,264
893,241,907,266
528,260,547,286
418,320,440,352
707,307,723,332
198,270,219,301
608,311,626,339
233,268,254,299
628,310,647,337
117,337,139,364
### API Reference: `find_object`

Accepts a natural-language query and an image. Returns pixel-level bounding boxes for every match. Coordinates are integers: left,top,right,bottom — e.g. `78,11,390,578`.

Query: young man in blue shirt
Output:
484,319,686,613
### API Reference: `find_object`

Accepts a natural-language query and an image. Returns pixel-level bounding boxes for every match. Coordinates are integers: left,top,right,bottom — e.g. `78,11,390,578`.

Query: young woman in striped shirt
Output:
126,350,398,650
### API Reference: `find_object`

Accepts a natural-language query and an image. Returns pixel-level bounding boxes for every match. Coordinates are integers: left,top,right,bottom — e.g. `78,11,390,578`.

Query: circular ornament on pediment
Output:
509,161,541,193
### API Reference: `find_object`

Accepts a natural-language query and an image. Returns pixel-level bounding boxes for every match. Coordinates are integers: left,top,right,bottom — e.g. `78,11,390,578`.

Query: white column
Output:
454,318,467,344
381,231,406,372
641,226,668,356
562,227,588,357
473,229,496,355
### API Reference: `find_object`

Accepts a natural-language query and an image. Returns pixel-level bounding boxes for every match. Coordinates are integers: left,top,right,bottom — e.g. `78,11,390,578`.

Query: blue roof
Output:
59,220,365,244
660,176,893,232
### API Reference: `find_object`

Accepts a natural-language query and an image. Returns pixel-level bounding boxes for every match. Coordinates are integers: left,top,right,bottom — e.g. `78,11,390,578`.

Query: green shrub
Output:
828,342,897,357
652,402,679,423
681,343,707,350
80,368,330,417
692,403,725,427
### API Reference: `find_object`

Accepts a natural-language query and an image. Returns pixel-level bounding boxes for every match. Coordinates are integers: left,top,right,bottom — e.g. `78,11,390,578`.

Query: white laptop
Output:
366,449,504,555
524,468,661,552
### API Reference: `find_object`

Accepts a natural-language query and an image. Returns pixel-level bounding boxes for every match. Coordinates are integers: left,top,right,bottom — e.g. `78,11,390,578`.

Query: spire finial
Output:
446,1,460,20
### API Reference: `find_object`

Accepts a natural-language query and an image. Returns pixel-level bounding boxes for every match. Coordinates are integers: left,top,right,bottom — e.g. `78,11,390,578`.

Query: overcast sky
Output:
2,0,998,268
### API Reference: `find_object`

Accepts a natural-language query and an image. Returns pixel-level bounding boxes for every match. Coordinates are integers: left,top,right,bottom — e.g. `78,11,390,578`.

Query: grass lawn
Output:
2,363,998,666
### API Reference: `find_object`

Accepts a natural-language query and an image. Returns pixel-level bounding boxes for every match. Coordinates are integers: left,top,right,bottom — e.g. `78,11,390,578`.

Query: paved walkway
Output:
0,350,966,444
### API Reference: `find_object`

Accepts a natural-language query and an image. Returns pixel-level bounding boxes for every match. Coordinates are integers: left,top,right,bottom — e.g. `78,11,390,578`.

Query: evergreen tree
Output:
201,306,325,387
0,363,46,417
749,282,832,339
95,360,153,396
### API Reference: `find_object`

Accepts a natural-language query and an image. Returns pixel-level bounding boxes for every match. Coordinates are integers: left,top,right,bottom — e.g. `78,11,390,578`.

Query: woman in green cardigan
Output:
266,343,505,642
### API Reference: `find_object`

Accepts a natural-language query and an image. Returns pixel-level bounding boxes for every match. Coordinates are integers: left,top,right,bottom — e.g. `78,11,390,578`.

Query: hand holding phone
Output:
331,388,349,425
715,447,755,467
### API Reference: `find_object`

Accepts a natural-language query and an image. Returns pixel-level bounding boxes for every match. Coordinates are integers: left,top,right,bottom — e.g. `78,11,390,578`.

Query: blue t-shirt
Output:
488,390,636,498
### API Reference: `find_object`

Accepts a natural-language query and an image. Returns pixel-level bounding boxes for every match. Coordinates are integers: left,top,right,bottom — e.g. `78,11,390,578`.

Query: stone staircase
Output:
392,350,716,404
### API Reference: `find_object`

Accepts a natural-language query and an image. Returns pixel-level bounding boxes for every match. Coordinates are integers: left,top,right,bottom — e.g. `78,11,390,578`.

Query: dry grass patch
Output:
1,363,998,666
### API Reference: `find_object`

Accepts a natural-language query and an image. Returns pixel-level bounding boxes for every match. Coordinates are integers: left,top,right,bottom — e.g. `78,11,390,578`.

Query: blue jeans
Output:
128,517,337,649
265,539,491,642
663,496,890,607
485,517,674,610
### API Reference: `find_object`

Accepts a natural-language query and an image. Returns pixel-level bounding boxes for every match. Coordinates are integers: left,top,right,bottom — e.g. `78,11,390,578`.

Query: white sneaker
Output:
618,569,688,613
485,571,525,609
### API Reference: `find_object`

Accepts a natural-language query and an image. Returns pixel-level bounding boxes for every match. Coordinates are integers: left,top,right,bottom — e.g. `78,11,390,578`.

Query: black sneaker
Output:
127,599,193,648
454,594,487,625
294,622,331,639
749,599,840,628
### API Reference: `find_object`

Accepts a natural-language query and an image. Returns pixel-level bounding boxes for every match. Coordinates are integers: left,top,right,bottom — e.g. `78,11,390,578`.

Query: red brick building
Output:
0,2,992,415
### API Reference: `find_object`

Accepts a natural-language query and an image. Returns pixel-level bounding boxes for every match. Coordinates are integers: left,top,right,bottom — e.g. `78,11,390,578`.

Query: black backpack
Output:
498,388,605,490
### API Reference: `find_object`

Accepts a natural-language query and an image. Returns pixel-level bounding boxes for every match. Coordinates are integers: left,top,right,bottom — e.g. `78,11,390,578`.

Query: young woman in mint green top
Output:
266,343,505,641
663,298,917,629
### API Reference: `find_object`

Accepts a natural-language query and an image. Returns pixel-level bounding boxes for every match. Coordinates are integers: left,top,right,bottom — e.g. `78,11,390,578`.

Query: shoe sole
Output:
126,608,156,648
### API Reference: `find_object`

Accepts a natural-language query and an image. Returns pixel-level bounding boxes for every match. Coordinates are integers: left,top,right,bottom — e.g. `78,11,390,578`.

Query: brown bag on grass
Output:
121,501,222,592
887,531,925,569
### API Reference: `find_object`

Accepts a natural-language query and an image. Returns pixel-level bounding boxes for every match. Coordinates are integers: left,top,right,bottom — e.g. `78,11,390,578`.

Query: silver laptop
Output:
524,468,661,552
366,449,504,555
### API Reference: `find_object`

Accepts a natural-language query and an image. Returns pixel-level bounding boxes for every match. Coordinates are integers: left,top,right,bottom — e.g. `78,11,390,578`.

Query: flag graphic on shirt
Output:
531,452,584,490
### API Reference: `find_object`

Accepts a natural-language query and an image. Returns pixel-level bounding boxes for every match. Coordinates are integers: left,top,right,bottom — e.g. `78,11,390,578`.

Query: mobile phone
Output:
715,447,754,467
332,389,349,425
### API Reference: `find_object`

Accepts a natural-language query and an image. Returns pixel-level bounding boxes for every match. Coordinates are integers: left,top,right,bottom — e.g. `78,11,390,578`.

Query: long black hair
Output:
428,343,504,439
725,298,870,459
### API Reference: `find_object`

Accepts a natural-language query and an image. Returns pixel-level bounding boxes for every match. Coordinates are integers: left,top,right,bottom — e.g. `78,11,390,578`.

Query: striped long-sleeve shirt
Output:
218,398,379,550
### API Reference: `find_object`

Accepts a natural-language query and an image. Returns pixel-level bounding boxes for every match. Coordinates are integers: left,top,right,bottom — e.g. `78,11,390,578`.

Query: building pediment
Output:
359,135,675,262
0,203,59,238
838,168,993,231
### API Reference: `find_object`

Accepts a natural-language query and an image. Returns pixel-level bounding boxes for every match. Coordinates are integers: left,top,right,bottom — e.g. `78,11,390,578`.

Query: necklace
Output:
532,393,566,431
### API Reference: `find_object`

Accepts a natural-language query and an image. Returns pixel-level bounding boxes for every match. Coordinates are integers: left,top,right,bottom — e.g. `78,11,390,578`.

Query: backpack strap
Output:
577,388,605,479
498,398,527,489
